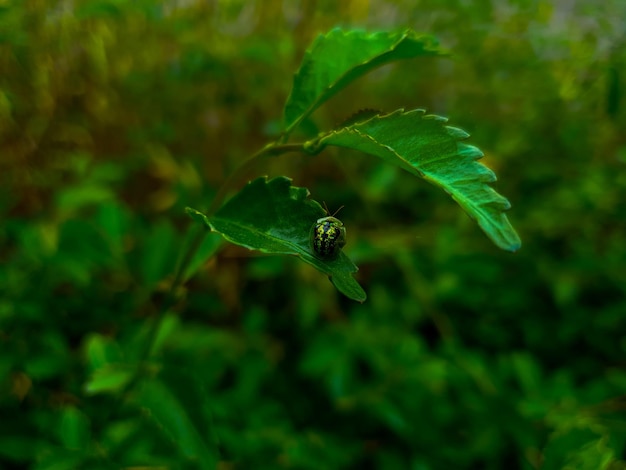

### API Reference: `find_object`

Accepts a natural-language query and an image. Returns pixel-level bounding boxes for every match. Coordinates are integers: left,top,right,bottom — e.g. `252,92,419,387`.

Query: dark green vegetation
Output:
2,1,626,469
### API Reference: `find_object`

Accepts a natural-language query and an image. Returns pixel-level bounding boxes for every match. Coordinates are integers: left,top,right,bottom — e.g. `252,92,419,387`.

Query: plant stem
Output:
207,142,304,215
104,141,305,424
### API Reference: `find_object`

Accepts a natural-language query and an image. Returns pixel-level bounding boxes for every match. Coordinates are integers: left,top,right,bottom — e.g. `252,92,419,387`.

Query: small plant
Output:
185,28,521,303
87,31,522,464
6,6,625,467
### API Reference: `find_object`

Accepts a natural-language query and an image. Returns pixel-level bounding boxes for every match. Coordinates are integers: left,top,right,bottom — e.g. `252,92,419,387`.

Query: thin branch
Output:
207,142,304,215
103,141,306,426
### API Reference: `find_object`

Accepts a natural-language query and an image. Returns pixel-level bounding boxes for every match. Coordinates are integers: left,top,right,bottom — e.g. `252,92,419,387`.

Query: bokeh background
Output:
2,0,626,468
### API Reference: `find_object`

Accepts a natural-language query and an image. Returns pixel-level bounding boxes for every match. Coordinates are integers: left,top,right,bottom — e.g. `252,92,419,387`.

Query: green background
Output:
1,0,626,468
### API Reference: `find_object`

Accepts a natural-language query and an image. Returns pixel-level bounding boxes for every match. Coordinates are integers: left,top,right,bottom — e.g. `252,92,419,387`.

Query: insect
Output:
310,203,346,260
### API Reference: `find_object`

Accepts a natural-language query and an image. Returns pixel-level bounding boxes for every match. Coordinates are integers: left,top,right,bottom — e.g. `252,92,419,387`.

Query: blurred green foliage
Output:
1,0,626,469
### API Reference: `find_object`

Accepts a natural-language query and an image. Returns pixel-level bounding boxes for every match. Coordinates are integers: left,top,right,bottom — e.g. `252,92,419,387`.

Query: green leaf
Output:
185,206,211,228
137,379,218,468
311,109,521,251
84,363,134,395
183,232,222,282
151,313,180,356
140,219,178,289
56,184,114,214
187,177,366,302
83,333,123,372
32,449,88,470
283,28,444,134
95,201,129,257
181,210,223,281
542,427,616,470
58,407,91,450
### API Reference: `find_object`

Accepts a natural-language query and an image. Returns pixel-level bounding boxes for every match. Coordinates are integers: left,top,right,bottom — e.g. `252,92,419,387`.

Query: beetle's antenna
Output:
331,205,344,217
322,201,344,217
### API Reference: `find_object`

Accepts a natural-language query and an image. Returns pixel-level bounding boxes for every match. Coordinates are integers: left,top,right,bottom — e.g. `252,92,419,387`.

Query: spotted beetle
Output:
310,204,346,260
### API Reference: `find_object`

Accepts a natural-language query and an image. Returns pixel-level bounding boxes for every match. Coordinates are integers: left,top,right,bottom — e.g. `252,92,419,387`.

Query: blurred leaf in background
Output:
1,0,626,468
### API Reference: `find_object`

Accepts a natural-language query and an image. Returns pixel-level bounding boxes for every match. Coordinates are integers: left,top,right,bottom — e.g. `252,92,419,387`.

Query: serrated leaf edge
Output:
319,108,521,251
284,29,442,132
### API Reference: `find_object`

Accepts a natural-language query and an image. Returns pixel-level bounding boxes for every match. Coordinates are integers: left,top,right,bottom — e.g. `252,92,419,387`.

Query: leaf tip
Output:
505,234,522,253
446,125,470,140
185,206,211,229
